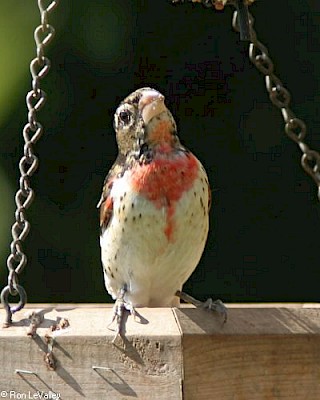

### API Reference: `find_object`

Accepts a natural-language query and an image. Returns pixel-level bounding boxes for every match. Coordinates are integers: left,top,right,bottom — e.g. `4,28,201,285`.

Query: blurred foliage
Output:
0,3,38,286
0,3,38,123
0,171,13,268
0,0,320,304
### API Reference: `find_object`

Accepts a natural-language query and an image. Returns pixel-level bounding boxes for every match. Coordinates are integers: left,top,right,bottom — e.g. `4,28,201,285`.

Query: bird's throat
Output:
146,120,174,146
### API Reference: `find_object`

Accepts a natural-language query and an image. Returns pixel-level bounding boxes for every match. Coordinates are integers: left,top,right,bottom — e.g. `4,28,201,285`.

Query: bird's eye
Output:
119,109,132,125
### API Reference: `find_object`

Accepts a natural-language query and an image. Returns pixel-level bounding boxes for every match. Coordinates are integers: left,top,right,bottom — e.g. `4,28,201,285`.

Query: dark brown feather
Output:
98,154,131,233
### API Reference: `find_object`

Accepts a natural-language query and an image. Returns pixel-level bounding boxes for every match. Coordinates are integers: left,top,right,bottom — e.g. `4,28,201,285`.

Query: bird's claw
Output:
176,290,228,323
108,293,136,343
201,298,228,323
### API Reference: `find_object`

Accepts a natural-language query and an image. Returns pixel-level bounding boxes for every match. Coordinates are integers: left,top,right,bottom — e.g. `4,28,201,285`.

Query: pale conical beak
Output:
138,90,167,125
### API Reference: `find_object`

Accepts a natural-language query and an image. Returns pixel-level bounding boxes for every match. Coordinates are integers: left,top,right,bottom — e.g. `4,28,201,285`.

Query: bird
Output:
98,87,226,340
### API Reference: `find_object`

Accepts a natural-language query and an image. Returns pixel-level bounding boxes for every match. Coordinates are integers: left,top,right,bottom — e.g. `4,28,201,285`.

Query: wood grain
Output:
0,304,319,399
174,306,320,400
0,305,182,399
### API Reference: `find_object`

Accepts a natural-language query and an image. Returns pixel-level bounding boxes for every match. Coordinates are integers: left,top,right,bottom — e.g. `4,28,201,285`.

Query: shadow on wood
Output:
0,304,319,399
175,305,320,400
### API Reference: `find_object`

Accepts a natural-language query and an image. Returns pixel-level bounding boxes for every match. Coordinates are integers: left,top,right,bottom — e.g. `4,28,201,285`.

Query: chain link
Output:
172,0,320,198
232,11,320,201
171,1,255,41
171,0,255,8
1,0,59,327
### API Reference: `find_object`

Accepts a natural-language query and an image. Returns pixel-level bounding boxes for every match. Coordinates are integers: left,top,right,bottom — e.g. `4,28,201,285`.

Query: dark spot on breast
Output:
200,196,204,209
202,186,205,192
194,192,197,197
131,203,135,209
123,192,127,197
139,213,142,218
200,177,204,183
120,196,123,201
132,216,136,222
122,204,125,211
115,267,118,272
117,207,121,214
114,254,117,260
122,227,125,233
111,272,114,279
124,217,128,222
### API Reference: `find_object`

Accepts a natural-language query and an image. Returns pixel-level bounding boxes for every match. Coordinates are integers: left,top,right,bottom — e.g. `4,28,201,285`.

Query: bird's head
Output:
113,87,178,157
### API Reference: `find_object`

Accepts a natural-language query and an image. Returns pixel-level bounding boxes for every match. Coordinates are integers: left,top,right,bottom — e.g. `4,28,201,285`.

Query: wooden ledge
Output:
0,304,320,399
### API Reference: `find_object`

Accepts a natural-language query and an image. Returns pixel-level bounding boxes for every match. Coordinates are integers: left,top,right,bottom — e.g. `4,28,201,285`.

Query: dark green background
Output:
1,0,319,304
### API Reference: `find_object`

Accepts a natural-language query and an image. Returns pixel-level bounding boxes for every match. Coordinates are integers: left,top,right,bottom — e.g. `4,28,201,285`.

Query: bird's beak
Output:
138,90,167,125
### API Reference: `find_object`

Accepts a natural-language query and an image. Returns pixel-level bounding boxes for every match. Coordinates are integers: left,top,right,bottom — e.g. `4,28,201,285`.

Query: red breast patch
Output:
130,153,199,241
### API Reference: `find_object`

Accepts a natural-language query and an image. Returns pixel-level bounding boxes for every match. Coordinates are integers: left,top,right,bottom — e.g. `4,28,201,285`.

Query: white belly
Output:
100,163,210,307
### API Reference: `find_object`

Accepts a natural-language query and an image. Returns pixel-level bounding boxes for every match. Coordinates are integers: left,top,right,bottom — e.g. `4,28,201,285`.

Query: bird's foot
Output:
175,290,227,323
201,297,228,323
108,287,137,343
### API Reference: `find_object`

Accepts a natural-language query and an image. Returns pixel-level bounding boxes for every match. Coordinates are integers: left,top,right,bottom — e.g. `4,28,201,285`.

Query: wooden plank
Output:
174,306,320,400
0,305,182,400
1,304,320,399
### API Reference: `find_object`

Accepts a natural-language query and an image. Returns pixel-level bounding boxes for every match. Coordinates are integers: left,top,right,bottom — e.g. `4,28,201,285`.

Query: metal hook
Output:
234,1,251,41
1,284,27,327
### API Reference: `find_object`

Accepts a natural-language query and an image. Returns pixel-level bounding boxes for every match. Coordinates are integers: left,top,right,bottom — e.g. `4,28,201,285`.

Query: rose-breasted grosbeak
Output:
98,88,225,339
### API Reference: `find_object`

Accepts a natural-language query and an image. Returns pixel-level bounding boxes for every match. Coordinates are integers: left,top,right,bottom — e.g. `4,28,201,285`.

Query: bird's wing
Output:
199,161,212,211
208,184,212,211
98,154,126,234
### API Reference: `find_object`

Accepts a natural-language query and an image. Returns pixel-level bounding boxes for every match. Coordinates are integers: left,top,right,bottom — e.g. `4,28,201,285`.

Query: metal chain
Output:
171,0,255,41
171,0,255,9
1,0,59,327
172,0,320,199
232,11,320,201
